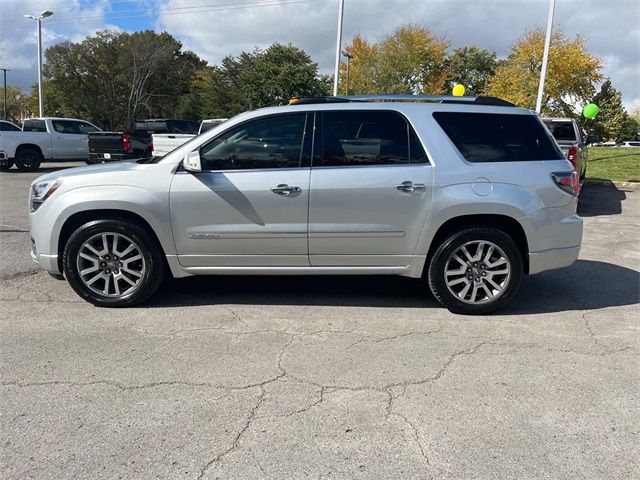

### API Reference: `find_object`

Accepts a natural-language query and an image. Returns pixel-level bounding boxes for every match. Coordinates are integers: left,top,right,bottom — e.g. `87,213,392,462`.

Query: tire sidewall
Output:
428,227,523,315
15,148,42,171
63,220,164,307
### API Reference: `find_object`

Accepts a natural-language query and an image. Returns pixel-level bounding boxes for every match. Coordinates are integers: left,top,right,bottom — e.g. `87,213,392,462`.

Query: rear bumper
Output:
88,153,137,163
528,245,580,275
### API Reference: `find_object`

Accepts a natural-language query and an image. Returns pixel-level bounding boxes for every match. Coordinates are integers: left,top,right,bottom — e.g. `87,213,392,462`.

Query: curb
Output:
584,179,640,190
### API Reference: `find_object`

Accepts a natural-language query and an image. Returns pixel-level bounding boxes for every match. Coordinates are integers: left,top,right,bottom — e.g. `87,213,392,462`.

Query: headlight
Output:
31,179,62,212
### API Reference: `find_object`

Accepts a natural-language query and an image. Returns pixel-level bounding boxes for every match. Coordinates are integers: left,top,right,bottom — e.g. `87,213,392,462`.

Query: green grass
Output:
586,147,640,183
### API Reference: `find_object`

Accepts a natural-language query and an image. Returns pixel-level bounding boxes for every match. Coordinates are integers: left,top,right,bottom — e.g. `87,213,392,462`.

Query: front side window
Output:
199,114,309,171
318,110,428,167
23,120,46,132
77,121,100,134
434,112,564,162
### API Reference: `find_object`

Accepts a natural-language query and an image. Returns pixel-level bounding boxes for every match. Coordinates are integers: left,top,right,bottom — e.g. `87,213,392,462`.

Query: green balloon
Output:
583,103,599,119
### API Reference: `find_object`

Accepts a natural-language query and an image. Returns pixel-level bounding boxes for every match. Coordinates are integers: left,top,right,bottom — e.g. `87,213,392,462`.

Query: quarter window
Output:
199,114,309,171
434,112,564,162
318,110,428,167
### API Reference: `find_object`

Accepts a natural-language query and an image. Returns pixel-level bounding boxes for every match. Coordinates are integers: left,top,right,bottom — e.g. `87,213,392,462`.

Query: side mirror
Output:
183,151,201,172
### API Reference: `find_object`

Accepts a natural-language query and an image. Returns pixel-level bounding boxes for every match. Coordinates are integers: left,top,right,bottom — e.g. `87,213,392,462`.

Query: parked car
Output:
0,117,101,171
618,141,640,147
88,119,199,164
152,118,228,157
541,117,595,185
28,95,582,314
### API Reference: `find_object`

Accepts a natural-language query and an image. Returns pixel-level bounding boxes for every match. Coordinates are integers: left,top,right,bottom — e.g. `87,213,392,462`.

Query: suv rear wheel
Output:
427,227,523,315
62,219,164,307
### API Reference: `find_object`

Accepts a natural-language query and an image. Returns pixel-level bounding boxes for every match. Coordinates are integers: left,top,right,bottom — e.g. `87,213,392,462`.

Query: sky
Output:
1,0,639,110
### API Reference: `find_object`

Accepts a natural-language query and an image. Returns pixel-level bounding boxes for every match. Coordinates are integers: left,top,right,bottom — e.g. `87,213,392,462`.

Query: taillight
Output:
122,133,132,152
551,171,580,196
567,146,578,167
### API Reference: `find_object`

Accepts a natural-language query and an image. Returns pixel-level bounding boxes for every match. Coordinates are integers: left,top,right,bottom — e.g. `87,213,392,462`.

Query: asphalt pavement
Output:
1,162,638,479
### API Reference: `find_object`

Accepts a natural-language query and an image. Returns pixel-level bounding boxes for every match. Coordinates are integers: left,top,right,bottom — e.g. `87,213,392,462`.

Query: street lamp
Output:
332,0,345,96
342,50,352,95
1,68,10,120
24,10,54,117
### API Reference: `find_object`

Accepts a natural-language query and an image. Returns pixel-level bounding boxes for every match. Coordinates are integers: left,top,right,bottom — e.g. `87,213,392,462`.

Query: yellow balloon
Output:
452,84,465,96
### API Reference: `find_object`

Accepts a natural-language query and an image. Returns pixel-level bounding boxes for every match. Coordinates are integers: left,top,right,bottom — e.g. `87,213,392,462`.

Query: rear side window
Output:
318,110,428,167
0,121,21,132
23,119,47,132
434,112,563,162
543,121,577,142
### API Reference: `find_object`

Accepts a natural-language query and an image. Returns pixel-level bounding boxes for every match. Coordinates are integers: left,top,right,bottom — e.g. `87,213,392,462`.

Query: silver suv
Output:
28,95,582,314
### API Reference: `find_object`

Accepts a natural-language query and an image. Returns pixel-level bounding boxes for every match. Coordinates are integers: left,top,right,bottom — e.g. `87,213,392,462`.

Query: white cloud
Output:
156,0,640,109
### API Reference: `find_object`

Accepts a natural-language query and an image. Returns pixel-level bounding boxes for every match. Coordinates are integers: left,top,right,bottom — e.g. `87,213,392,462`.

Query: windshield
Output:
543,121,577,142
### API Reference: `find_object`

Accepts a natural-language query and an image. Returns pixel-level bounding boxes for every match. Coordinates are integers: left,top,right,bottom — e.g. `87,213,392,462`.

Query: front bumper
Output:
31,249,61,274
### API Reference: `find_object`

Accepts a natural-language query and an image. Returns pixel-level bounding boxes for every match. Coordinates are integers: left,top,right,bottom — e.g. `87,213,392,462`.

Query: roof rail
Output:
287,95,514,107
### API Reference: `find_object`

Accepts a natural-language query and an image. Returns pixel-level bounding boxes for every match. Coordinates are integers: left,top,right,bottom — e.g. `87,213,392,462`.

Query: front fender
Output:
32,185,175,258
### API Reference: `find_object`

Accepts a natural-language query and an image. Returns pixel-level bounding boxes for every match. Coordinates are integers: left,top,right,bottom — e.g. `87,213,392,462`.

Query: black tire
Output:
62,219,165,307
0,160,14,171
427,226,523,315
15,147,42,171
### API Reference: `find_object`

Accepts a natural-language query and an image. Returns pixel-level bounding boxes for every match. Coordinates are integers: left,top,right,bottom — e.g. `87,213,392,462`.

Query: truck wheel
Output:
62,219,165,307
0,160,14,171
427,227,523,315
15,147,42,171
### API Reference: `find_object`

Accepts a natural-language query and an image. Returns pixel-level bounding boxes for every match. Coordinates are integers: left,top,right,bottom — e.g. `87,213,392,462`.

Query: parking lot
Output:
1,162,638,479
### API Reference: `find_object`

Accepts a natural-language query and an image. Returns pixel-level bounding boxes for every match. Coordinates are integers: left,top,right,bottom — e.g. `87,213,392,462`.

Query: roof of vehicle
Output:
246,95,533,118
541,117,576,122
26,117,94,122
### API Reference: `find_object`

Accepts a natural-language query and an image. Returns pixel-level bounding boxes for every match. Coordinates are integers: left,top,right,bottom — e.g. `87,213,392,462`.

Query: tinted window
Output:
543,121,577,141
200,121,224,133
318,110,427,167
434,112,563,162
0,121,21,132
77,121,100,134
134,121,168,133
52,120,99,134
199,114,308,170
23,119,46,132
168,120,198,134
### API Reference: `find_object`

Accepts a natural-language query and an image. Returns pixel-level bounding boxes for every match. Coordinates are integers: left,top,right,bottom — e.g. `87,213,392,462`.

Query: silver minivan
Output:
28,95,582,314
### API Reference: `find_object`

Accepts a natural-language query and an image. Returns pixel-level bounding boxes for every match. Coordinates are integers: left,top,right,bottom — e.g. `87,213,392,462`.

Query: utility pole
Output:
24,10,54,117
342,51,352,95
332,0,345,96
1,68,9,120
535,0,555,113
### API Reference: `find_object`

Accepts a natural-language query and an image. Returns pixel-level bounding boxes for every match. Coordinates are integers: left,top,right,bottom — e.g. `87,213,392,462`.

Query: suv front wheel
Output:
62,219,164,307
427,227,523,315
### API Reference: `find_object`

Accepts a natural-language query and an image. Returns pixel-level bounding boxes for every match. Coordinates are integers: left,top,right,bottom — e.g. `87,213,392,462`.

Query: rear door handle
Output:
396,181,426,192
271,184,301,196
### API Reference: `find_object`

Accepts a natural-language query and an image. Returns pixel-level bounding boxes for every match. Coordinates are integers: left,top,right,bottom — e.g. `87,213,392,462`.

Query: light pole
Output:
332,0,345,96
24,10,54,117
1,68,9,120
535,0,555,113
342,50,352,95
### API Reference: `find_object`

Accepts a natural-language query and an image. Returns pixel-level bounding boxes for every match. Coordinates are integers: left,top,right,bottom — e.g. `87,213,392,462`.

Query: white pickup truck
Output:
0,117,101,171
151,118,227,157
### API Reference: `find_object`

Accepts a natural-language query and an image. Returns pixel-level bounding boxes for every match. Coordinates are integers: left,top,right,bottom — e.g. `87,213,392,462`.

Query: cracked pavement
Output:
1,163,639,479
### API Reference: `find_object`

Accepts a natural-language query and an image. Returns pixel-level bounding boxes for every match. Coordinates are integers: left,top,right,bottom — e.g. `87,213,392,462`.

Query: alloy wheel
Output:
76,232,146,298
443,240,511,305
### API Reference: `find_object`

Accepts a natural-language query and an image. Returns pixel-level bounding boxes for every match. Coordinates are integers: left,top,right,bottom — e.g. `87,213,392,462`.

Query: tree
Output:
42,30,205,130
486,29,603,114
583,80,628,141
0,86,33,123
442,47,499,95
339,25,449,95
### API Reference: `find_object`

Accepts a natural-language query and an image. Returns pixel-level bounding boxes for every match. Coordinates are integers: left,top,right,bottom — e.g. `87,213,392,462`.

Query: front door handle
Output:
271,184,301,196
396,181,426,193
